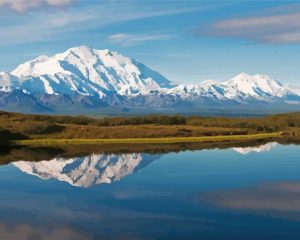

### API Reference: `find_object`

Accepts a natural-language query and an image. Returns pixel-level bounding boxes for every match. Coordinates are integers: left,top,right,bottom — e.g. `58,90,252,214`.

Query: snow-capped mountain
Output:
220,73,286,102
12,153,160,188
11,46,174,97
0,45,299,114
167,73,290,102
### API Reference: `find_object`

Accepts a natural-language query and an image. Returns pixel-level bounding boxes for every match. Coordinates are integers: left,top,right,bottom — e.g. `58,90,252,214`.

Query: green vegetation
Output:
0,111,299,146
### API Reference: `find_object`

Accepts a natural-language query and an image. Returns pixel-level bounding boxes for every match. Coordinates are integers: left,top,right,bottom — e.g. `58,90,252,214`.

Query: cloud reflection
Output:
0,222,88,240
201,181,300,219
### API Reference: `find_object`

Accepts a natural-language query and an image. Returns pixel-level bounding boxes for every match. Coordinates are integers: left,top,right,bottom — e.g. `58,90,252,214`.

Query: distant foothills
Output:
0,46,300,115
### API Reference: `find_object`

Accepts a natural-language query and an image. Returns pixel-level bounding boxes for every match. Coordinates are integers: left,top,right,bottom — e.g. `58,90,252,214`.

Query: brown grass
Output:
30,124,250,139
15,132,281,146
0,111,299,144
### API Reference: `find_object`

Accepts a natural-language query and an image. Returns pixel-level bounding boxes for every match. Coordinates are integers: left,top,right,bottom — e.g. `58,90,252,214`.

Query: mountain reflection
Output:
12,153,160,188
233,142,278,155
10,142,281,187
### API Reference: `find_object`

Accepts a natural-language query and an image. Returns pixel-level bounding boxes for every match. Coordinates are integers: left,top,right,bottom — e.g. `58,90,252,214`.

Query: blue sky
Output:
0,0,300,85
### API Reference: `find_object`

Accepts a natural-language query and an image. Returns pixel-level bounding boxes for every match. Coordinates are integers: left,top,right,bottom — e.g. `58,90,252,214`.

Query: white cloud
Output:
109,33,176,46
215,13,300,29
264,31,300,44
47,0,73,7
209,11,300,44
0,0,73,12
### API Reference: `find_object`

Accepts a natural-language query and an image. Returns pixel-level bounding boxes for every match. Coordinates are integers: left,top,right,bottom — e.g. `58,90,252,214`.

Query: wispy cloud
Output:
0,0,73,13
205,7,300,44
0,1,197,47
0,10,98,47
109,33,176,46
47,11,97,27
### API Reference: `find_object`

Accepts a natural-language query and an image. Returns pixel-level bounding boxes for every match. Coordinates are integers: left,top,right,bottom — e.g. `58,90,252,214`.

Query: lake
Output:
0,142,300,239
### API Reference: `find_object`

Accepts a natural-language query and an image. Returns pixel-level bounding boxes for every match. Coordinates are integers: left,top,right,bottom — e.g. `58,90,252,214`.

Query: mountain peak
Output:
70,45,92,51
65,45,99,58
66,46,121,59
233,72,252,80
231,73,281,86
222,73,286,100
35,55,49,62
10,46,173,96
201,80,219,86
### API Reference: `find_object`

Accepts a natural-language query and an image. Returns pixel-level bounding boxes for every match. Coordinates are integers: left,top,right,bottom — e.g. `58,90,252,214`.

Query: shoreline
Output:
12,132,282,146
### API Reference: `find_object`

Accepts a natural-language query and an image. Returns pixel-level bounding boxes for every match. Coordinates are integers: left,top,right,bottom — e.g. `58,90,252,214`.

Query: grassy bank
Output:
13,132,281,146
1,111,299,146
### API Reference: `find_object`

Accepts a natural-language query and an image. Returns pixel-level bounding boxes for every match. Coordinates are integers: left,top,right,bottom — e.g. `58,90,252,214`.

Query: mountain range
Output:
1,45,300,115
13,153,160,188
12,144,277,188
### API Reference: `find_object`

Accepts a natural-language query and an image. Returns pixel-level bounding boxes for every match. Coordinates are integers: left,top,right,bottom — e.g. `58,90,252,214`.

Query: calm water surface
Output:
0,143,300,239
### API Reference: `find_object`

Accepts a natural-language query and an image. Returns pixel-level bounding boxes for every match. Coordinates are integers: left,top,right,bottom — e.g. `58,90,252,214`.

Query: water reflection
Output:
0,223,88,240
9,142,282,188
233,142,278,155
13,153,160,188
0,142,299,240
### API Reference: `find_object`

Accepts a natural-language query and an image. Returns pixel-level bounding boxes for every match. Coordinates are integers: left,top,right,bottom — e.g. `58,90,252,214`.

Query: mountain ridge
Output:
0,45,300,114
